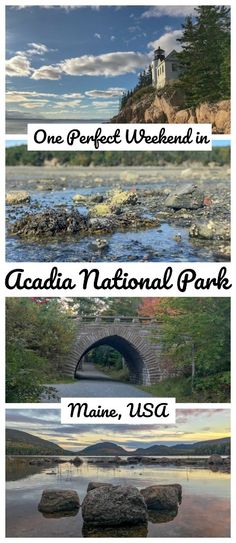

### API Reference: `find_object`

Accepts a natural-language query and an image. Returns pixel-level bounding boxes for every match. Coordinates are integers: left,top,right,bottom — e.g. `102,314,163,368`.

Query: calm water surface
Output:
6,457,230,537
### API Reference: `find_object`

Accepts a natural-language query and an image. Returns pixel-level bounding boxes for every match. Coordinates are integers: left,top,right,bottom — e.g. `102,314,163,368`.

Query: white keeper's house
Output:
151,46,181,89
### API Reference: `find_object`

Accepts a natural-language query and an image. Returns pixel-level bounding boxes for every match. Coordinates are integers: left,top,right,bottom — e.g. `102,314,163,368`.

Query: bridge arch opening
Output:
74,334,149,384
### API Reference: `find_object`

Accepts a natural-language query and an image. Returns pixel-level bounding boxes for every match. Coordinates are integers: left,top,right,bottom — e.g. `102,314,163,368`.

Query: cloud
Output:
61,51,149,77
62,93,83,99
11,5,100,11
27,42,55,56
110,35,116,41
85,87,125,98
92,100,119,107
20,100,49,109
31,65,62,80
142,6,196,19
148,30,183,53
6,91,58,102
6,54,31,77
94,33,101,39
52,100,82,108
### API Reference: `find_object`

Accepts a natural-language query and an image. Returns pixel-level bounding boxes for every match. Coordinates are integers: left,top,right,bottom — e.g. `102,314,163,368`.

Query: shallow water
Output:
6,184,218,262
6,457,230,537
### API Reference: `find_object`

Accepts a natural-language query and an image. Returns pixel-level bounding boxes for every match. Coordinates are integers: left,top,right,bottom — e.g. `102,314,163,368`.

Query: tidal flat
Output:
6,165,230,262
6,455,230,538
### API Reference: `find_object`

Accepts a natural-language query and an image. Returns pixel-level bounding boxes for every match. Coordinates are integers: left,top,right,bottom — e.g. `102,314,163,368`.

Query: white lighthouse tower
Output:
151,46,165,87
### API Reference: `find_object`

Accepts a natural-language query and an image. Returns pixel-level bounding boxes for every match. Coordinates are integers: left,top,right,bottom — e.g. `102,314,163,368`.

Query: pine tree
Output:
177,6,230,106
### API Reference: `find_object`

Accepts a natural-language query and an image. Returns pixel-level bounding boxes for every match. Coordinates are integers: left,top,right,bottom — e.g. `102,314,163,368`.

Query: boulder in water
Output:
82,485,148,526
38,489,80,513
140,484,182,510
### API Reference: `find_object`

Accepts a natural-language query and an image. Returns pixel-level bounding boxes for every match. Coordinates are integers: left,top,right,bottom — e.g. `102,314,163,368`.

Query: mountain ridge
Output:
6,429,230,456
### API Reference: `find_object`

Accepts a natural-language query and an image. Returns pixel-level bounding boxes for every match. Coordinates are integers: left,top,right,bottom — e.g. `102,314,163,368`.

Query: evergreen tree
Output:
177,6,230,106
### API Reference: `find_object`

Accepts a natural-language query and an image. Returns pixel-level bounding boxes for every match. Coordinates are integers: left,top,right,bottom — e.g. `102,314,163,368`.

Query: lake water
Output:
6,184,218,262
6,456,230,537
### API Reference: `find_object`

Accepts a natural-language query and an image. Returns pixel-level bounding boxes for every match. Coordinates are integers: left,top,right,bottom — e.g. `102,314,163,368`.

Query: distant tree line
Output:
6,145,230,167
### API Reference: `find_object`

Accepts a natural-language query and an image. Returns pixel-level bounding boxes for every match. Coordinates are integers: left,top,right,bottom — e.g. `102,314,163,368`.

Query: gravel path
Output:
40,363,152,402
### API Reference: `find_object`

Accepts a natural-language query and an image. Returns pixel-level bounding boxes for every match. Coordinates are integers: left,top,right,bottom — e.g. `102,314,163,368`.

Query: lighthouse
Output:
151,46,181,89
151,47,165,87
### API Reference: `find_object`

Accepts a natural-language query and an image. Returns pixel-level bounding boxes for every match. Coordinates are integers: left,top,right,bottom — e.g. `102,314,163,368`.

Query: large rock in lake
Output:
140,484,182,511
38,489,80,513
165,185,204,210
82,485,148,526
87,482,114,492
208,454,224,465
70,456,83,466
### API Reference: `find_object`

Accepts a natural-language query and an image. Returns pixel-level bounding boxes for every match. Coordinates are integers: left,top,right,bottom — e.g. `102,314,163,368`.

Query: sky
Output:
6,408,230,451
6,5,198,121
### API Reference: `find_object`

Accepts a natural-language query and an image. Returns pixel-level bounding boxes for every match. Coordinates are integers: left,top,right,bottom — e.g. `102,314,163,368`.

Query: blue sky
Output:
6,408,230,451
6,5,198,120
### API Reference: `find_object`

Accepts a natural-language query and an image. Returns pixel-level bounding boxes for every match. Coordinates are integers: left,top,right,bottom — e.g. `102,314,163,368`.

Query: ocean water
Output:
6,118,106,134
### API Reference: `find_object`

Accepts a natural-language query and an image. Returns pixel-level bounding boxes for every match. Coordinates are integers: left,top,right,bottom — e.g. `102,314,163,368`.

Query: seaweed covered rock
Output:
189,220,230,241
110,190,138,207
8,209,87,238
8,208,160,239
6,191,30,205
72,193,87,203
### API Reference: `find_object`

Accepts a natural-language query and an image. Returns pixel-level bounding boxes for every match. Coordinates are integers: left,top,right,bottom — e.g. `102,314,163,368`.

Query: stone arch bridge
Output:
62,316,177,385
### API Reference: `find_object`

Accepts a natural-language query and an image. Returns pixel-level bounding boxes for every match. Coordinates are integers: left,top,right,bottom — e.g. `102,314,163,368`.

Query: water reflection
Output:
6,456,230,538
82,523,148,538
40,510,79,519
148,508,178,524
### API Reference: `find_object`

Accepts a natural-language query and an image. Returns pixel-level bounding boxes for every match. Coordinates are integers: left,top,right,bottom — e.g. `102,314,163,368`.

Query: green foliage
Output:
148,298,230,401
102,298,140,317
139,376,193,402
119,65,153,110
6,298,76,402
6,144,230,167
88,346,124,371
6,346,48,402
139,372,230,403
160,298,230,375
193,371,230,402
176,6,230,106
96,364,130,382
131,85,155,103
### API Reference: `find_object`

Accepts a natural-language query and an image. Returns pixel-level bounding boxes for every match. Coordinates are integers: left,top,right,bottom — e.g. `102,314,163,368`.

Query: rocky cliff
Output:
111,87,230,134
